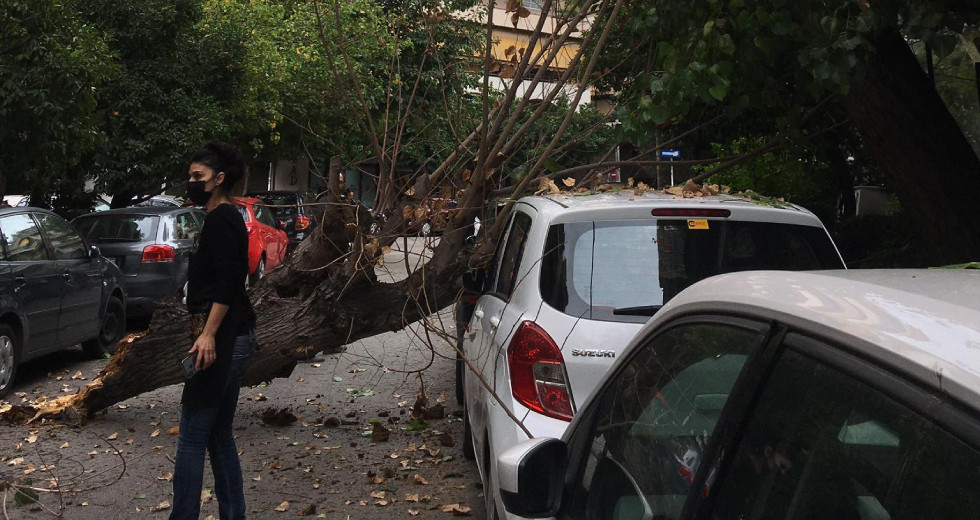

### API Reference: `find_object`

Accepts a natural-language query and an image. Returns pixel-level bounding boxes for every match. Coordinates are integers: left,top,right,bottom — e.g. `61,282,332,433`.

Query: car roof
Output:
0,206,59,217
647,269,980,407
517,189,825,226
74,206,198,218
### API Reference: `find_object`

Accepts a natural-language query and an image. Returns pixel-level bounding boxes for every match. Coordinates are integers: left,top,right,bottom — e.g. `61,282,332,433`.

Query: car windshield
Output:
540,219,844,323
73,215,158,242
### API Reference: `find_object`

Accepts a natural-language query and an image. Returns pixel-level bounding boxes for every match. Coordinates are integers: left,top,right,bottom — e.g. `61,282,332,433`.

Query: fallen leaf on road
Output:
405,494,419,502
371,491,386,500
376,500,389,506
271,461,282,470
151,501,171,512
298,504,316,516
107,432,118,440
414,474,428,485
409,510,420,516
60,442,69,449
168,426,180,436
26,434,37,443
150,429,160,438
158,472,173,481
436,432,454,447
441,504,471,516
372,423,391,442
274,501,290,512
254,394,268,402
252,476,261,481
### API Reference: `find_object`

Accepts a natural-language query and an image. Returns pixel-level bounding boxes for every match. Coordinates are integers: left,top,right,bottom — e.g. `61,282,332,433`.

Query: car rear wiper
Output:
612,305,663,316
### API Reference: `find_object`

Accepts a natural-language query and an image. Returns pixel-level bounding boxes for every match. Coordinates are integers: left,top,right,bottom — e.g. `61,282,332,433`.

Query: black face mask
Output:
186,180,212,206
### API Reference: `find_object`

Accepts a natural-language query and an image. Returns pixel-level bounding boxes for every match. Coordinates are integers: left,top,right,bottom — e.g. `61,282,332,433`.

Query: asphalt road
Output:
0,236,488,519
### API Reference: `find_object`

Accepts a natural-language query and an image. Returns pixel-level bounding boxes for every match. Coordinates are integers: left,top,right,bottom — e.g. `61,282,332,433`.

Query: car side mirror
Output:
88,245,101,260
497,438,567,518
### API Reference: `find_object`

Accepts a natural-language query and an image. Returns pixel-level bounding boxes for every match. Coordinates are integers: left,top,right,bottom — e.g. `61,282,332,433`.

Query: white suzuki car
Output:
459,190,846,519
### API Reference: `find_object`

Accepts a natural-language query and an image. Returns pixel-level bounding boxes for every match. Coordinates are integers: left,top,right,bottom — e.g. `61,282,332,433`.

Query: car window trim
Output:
486,210,533,302
557,313,776,520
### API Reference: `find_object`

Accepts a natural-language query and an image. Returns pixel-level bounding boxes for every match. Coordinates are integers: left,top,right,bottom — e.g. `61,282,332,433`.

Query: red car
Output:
231,197,289,285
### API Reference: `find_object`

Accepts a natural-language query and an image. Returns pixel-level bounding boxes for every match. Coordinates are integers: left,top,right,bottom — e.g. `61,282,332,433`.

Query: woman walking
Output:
171,141,256,520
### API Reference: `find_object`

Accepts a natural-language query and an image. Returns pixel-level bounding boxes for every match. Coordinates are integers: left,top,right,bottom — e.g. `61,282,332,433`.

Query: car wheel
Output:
249,256,266,287
82,296,125,358
0,324,19,398
455,349,464,406
483,441,499,520
462,387,476,460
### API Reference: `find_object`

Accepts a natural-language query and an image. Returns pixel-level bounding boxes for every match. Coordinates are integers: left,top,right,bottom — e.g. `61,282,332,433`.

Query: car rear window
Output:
249,194,298,216
540,219,844,323
74,215,158,242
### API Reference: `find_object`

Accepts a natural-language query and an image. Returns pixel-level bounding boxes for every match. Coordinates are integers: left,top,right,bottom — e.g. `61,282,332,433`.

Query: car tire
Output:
456,334,466,406
82,296,125,358
462,392,476,460
0,324,19,398
249,256,266,287
483,441,499,520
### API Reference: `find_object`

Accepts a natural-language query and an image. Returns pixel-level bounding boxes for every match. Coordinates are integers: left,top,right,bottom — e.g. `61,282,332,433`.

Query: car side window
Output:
492,211,532,299
36,214,87,260
174,212,201,240
707,342,980,520
254,204,275,227
567,321,765,520
0,214,50,261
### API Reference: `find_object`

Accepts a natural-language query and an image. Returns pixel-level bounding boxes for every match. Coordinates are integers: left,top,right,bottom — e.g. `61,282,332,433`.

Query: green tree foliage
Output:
598,0,978,141
0,0,116,195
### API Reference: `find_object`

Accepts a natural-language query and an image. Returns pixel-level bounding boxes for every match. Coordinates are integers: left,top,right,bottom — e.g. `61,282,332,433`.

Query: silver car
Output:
460,191,845,519
497,269,980,520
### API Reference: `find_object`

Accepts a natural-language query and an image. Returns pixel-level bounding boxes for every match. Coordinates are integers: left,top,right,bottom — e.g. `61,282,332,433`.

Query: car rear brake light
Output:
295,215,310,231
508,321,573,421
651,208,731,218
141,244,175,263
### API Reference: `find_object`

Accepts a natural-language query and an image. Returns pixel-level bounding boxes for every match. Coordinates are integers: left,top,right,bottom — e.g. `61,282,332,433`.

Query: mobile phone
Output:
180,354,198,380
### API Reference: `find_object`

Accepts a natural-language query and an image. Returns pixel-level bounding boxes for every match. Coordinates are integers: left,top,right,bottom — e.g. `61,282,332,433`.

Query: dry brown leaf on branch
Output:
634,182,651,196
414,205,428,222
665,185,684,196
516,6,531,18
505,0,519,12
499,64,517,79
596,184,613,192
703,184,720,195
721,185,731,194
405,187,416,197
682,179,701,193
511,12,520,27
562,177,576,188
402,206,414,220
627,177,635,188
504,45,516,58
364,238,379,257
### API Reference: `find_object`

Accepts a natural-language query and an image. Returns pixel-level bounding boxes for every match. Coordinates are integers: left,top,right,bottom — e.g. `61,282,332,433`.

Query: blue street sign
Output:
661,149,681,158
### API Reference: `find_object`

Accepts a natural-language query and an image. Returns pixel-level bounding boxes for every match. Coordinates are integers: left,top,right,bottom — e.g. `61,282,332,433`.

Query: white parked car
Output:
459,191,846,519
497,269,980,520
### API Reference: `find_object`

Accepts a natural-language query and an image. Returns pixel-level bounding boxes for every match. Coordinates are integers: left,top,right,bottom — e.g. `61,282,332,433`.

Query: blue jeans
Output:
170,331,255,520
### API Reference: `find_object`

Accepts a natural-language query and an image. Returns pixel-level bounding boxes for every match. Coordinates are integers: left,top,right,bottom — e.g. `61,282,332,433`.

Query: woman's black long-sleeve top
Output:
184,203,256,408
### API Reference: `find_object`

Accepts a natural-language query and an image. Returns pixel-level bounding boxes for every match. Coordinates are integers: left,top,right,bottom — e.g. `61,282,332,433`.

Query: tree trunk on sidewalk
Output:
842,29,980,265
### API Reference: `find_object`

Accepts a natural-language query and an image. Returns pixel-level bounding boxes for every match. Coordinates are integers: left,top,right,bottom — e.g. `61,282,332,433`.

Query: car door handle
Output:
14,276,26,293
474,309,485,319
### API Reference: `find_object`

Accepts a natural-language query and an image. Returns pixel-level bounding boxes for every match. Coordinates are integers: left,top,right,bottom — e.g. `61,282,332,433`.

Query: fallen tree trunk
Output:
1,196,469,425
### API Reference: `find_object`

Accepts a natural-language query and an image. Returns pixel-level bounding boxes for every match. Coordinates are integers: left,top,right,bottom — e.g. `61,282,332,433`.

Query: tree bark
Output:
842,29,980,265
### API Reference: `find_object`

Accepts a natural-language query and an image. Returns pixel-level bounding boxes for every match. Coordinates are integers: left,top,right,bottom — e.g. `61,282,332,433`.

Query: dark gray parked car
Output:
0,207,126,396
72,206,204,319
